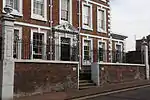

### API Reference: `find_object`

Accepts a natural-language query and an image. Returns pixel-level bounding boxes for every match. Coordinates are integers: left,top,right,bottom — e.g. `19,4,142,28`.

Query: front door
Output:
61,37,70,61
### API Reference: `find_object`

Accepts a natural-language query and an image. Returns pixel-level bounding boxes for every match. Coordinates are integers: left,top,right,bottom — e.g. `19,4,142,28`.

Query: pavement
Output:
86,85,150,100
14,80,150,100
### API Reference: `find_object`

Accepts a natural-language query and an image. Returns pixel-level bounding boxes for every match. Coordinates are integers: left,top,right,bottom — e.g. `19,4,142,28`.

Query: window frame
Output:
82,2,93,30
98,40,107,62
3,0,23,16
82,37,93,65
59,0,72,24
30,28,47,60
31,0,47,21
97,7,107,33
14,26,22,59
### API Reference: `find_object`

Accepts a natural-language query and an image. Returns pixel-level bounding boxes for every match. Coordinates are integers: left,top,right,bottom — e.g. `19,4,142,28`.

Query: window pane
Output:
61,0,69,21
83,5,90,25
6,0,19,11
33,32,44,59
10,0,13,8
84,40,91,60
14,0,19,11
13,29,19,59
98,9,105,30
98,42,106,61
33,0,44,16
116,45,122,62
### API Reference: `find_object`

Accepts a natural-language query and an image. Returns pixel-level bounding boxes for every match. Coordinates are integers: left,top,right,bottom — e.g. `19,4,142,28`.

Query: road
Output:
86,86,150,100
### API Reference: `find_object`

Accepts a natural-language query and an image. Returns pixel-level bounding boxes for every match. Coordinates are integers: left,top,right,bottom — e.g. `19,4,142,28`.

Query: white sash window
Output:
97,7,106,32
82,2,93,30
33,0,44,16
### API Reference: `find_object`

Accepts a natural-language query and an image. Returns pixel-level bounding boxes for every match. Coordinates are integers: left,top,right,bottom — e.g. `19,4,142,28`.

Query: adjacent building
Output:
126,36,149,64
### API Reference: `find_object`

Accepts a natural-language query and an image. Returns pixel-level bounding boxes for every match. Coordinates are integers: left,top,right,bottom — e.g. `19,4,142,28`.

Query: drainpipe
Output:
49,0,53,60
77,0,81,90
78,0,81,70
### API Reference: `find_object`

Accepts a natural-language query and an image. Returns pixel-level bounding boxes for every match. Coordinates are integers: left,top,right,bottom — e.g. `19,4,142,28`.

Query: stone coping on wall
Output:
14,59,79,64
98,62,145,67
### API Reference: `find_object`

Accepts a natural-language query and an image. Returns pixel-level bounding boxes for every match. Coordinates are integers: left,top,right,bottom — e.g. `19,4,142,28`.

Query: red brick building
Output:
0,0,127,96
0,0,127,65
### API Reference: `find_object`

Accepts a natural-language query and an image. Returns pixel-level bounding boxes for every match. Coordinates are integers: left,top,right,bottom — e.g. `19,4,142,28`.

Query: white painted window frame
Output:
82,37,93,65
14,26,22,59
97,6,107,33
98,40,107,62
54,32,73,61
59,0,72,24
3,0,23,16
31,0,47,21
82,2,93,31
30,28,47,60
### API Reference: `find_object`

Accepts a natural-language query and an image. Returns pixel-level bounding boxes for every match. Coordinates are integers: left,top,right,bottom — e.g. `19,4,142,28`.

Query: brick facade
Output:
0,0,128,97
14,62,78,97
100,64,146,85
0,0,115,63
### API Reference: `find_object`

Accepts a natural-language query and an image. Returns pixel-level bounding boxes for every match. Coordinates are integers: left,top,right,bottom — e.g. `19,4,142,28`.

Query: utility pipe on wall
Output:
78,0,81,70
49,0,53,60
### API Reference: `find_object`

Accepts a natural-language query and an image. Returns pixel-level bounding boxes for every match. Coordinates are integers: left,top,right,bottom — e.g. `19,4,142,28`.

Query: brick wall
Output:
100,64,146,85
14,62,78,97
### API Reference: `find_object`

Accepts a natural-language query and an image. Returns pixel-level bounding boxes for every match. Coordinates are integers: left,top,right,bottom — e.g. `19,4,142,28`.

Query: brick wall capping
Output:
14,59,79,64
97,62,145,67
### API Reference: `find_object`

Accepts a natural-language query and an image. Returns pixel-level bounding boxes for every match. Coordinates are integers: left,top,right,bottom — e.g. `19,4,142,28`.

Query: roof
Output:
111,33,128,40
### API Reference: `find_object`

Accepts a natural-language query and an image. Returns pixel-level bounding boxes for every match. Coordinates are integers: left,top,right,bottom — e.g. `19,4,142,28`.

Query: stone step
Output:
79,85,96,90
79,80,96,90
79,80,93,83
79,82,96,87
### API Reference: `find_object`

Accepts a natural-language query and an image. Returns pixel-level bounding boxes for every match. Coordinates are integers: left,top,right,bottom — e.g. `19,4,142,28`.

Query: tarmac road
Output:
86,86,150,100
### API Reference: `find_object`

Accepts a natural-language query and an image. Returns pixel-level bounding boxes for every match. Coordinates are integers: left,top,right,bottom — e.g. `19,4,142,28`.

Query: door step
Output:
79,80,96,90
79,85,96,90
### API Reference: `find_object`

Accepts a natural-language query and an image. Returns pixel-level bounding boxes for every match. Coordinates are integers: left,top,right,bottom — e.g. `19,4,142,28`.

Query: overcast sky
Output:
110,0,150,51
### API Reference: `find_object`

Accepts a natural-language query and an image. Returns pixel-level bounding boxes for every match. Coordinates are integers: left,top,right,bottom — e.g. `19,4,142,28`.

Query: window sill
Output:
31,14,47,22
60,20,71,25
97,29,107,33
82,25,93,31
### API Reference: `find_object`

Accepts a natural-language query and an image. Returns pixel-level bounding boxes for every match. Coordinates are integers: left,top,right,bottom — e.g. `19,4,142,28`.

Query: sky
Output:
110,0,150,51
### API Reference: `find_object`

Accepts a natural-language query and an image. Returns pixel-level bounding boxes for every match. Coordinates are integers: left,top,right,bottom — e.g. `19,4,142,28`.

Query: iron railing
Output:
13,41,79,61
83,50,127,63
